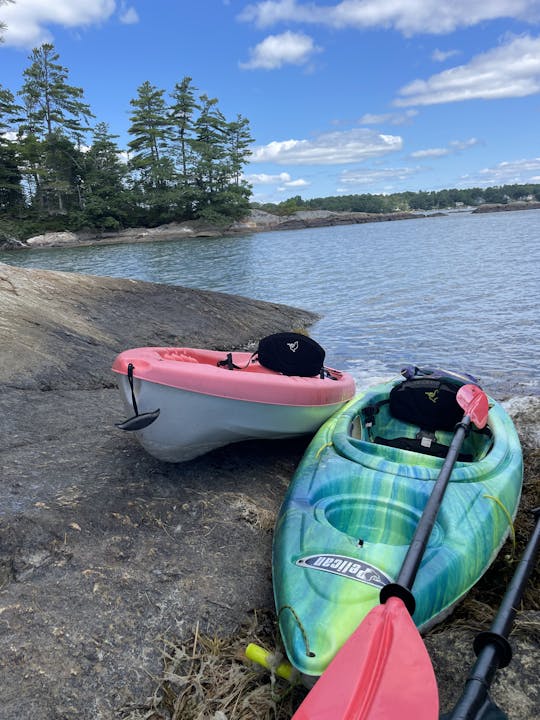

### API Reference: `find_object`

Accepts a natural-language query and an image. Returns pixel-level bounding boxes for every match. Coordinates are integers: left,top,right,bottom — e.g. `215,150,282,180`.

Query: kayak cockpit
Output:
349,394,493,463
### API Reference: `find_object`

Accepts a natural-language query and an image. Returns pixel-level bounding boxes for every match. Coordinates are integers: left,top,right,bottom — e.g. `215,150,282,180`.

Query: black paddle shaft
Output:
380,417,471,613
442,507,540,720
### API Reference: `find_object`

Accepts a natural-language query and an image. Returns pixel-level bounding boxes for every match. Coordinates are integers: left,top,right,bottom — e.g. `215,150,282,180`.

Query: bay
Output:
2,209,539,398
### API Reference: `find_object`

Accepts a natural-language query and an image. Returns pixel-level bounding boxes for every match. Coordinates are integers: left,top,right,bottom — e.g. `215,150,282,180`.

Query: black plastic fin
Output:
116,409,160,431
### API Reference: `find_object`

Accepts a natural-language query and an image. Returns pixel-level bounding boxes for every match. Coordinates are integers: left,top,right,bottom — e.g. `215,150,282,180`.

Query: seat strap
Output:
373,435,473,462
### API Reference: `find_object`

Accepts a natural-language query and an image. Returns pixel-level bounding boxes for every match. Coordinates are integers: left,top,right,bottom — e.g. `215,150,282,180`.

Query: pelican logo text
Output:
296,554,392,589
425,389,439,404
287,341,299,353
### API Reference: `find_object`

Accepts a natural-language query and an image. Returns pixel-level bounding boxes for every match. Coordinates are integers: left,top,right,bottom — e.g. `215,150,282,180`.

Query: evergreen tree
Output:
191,94,229,222
17,44,94,216
169,76,200,218
169,76,199,181
127,80,175,222
39,130,86,215
82,122,131,230
226,114,253,186
0,84,24,215
19,43,94,141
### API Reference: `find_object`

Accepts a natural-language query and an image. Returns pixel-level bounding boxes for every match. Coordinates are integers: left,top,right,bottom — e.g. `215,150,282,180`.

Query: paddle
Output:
292,383,489,720
442,506,540,720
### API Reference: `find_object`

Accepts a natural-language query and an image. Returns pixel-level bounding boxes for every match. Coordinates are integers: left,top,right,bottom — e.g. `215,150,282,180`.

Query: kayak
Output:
272,370,523,677
112,346,356,462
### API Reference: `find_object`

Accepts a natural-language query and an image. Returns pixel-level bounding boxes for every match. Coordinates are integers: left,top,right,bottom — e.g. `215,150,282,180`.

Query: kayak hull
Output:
112,347,356,462
272,378,523,677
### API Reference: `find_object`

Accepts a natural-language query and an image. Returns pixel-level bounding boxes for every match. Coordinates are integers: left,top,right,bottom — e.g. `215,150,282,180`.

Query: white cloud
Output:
432,48,460,62
410,147,450,159
240,30,321,69
359,109,418,126
250,128,402,165
245,171,293,184
337,165,422,188
460,157,540,186
239,1,539,36
2,0,116,47
244,171,310,188
284,177,309,187
395,34,540,106
410,137,479,158
119,4,139,25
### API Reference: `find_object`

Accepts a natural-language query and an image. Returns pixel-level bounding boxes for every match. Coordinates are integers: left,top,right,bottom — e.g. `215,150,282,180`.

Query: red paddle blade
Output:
292,597,438,720
456,384,489,429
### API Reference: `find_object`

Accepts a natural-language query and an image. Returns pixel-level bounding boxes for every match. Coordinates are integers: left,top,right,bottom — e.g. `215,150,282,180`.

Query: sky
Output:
1,0,540,204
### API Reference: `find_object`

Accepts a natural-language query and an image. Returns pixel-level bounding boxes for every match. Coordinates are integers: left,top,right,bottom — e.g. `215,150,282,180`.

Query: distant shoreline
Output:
3,201,539,251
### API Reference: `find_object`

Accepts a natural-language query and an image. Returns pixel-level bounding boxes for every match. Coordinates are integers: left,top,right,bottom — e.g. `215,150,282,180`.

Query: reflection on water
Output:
2,210,539,397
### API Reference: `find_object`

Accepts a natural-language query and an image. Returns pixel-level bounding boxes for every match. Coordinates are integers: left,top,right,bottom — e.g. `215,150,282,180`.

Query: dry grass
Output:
120,611,305,720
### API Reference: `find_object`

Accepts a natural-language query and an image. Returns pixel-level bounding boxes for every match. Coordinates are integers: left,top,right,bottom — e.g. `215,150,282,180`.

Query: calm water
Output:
2,210,539,398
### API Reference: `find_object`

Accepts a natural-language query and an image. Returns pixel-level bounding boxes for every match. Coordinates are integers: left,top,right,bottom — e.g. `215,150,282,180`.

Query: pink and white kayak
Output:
112,347,356,462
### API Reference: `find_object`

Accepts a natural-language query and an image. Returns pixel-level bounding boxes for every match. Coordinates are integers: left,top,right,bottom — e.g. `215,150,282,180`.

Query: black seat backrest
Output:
389,378,463,431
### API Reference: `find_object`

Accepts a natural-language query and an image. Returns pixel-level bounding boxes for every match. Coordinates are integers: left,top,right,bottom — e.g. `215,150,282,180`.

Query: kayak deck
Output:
273,379,523,676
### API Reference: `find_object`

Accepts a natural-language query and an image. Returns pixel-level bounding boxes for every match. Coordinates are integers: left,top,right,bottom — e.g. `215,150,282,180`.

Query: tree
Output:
127,80,176,222
226,114,253,186
19,43,94,142
168,76,200,218
191,94,229,219
169,76,199,182
16,44,94,216
0,84,24,214
82,122,131,230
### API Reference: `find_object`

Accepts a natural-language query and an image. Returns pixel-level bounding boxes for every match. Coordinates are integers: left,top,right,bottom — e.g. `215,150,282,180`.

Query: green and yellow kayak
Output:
272,370,523,677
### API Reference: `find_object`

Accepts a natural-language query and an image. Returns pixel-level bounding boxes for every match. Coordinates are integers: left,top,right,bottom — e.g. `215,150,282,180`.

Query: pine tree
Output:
226,114,253,186
82,122,131,230
169,76,199,182
192,98,253,223
0,84,24,215
127,80,175,223
19,43,94,141
18,44,94,216
192,94,228,202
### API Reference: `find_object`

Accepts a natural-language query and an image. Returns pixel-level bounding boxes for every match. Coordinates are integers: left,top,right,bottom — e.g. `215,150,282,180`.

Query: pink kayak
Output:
112,347,356,462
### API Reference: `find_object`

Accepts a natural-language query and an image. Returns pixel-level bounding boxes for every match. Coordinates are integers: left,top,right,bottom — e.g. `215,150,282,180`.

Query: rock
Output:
3,209,423,249
0,262,317,719
0,262,317,390
472,202,540,213
25,231,82,247
503,396,540,451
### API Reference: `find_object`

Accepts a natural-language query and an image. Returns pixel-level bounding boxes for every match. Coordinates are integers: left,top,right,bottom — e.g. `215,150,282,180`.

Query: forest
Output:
0,43,254,240
1,43,539,243
255,184,540,216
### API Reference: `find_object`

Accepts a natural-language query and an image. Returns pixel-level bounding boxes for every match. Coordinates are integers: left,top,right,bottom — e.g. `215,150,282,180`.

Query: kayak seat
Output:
360,379,493,461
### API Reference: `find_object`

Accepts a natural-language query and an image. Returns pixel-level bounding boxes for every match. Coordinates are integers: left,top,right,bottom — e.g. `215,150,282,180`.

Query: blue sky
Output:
2,0,540,203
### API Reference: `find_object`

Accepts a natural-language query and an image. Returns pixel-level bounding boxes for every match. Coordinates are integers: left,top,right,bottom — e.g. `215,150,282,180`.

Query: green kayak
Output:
272,369,523,677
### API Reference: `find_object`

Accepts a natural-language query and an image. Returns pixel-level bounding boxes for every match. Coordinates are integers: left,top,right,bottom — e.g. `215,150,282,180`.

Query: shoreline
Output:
3,201,538,251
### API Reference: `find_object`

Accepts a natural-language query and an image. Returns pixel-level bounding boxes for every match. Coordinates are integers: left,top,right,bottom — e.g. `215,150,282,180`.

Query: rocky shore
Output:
0,261,538,719
2,202,539,251
2,209,424,250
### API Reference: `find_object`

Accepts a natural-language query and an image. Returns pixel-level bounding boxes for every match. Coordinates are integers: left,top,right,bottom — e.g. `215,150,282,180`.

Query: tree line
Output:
255,184,540,216
0,43,253,239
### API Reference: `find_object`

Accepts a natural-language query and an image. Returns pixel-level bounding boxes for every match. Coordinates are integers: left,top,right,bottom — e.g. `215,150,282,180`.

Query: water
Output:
2,210,539,398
